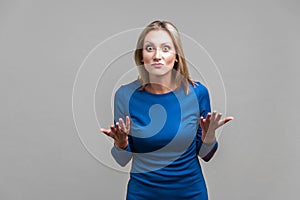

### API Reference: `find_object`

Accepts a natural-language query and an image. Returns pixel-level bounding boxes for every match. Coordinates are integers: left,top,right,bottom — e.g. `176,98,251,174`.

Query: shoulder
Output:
115,79,141,99
190,81,209,97
190,81,211,110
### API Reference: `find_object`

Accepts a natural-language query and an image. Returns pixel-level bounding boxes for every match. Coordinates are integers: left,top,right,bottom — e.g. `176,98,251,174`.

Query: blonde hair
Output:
134,20,195,94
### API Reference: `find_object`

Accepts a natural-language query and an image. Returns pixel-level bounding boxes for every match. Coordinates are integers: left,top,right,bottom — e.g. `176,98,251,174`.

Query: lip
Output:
151,63,164,67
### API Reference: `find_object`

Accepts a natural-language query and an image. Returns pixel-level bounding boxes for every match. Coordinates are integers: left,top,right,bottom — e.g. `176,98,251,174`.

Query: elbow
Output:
111,146,132,167
116,159,130,167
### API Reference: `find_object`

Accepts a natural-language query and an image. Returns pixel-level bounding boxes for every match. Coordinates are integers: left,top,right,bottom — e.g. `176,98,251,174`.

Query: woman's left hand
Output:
200,111,234,144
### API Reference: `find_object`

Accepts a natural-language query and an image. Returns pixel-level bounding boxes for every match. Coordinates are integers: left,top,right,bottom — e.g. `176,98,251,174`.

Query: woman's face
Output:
142,30,177,79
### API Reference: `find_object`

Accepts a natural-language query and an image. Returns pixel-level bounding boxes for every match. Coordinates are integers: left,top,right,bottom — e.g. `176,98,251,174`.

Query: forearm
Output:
198,139,218,162
111,143,133,167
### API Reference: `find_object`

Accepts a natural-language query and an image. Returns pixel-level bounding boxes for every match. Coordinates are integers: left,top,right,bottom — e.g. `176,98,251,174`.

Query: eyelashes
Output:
144,45,172,52
145,45,154,51
162,46,171,51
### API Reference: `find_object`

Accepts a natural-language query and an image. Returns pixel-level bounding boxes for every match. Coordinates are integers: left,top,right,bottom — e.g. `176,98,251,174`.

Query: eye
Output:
145,45,154,51
162,46,170,52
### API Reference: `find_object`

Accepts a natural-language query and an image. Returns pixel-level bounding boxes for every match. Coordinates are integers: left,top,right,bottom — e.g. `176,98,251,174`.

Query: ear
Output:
175,55,179,62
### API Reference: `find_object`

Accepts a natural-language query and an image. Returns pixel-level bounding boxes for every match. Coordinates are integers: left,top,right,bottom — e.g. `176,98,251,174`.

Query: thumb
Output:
224,116,234,124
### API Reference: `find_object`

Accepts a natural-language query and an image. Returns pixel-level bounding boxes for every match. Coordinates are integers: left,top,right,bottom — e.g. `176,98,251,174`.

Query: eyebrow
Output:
143,41,172,45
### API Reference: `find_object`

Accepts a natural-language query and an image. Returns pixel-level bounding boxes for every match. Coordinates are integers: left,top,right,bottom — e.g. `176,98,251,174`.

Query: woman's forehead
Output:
144,30,173,45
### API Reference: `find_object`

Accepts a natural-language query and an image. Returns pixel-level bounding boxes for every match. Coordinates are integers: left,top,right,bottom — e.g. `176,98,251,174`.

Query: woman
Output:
101,20,233,200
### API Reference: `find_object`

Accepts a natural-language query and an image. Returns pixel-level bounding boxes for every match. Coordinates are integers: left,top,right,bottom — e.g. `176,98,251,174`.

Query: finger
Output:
115,122,121,133
215,113,222,122
210,111,217,121
224,116,234,124
119,118,125,131
200,116,205,128
100,128,110,135
101,128,114,138
126,116,130,131
110,124,117,134
206,112,211,121
205,113,211,126
214,113,223,128
219,116,234,126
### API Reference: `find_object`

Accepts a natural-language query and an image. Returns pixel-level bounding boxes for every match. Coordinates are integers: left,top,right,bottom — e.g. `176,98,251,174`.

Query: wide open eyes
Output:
145,45,154,51
162,46,170,52
144,45,172,52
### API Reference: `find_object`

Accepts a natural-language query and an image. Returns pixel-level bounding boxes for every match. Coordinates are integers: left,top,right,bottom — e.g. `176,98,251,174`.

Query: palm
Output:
200,111,233,144
100,116,131,150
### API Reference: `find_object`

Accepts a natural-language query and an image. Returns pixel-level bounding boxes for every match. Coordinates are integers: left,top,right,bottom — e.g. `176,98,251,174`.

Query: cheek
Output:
164,53,176,64
142,51,152,63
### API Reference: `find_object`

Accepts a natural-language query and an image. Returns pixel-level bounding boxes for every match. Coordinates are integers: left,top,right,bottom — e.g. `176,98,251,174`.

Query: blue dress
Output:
111,80,218,200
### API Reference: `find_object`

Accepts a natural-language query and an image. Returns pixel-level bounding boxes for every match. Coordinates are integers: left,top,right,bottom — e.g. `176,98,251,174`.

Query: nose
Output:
153,48,162,60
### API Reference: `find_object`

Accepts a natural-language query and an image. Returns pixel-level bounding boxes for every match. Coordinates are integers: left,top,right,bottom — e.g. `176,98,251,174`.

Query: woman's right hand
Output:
100,116,131,150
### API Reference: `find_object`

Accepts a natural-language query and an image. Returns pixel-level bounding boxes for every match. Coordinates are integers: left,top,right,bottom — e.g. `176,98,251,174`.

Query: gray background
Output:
1,0,299,199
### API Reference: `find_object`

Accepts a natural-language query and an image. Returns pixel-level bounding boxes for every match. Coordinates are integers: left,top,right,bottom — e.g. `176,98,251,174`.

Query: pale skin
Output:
101,30,233,149
200,111,234,144
101,116,130,150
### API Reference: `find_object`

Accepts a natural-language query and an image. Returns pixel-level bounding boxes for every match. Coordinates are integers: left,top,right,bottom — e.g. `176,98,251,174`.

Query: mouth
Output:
151,63,164,67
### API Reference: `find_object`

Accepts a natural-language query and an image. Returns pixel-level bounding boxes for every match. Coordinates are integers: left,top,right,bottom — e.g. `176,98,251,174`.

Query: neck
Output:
147,75,175,94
